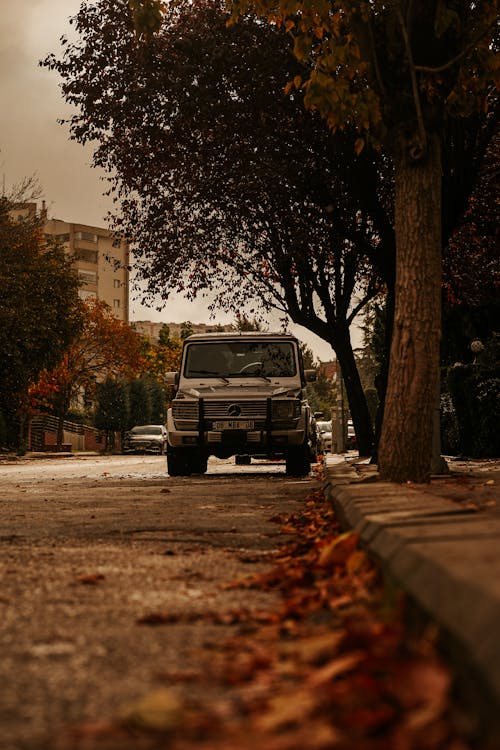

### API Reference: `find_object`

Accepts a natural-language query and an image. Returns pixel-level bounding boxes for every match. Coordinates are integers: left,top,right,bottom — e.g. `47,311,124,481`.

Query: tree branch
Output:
395,2,427,159
414,23,497,74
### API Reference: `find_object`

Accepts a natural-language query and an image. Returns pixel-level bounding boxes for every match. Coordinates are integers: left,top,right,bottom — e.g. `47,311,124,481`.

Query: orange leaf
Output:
317,531,359,567
355,137,365,155
307,651,365,687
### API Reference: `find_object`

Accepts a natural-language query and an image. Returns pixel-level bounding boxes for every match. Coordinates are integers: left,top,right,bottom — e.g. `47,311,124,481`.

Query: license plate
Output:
213,420,254,430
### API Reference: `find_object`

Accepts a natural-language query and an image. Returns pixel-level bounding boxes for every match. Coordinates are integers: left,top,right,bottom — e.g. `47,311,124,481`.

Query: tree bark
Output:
378,132,442,483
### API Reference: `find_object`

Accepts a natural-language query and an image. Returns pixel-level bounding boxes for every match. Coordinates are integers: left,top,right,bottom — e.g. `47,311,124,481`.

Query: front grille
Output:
203,400,267,419
172,402,199,419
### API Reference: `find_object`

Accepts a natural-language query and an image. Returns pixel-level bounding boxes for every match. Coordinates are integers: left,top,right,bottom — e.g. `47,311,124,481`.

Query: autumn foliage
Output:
31,299,144,442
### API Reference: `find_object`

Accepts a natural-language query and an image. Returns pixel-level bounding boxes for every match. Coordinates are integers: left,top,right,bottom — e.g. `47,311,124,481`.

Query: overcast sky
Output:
0,0,356,360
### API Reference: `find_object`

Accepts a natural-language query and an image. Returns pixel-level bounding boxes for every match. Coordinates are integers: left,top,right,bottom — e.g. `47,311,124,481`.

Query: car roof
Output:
183,332,299,343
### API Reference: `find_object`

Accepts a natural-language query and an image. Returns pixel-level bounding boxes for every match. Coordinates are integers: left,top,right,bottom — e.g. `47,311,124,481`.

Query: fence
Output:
29,415,105,452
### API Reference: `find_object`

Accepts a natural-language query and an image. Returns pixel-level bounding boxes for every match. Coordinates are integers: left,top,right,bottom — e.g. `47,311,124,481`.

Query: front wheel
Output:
167,446,207,476
235,454,251,466
285,446,311,477
186,450,208,475
166,446,190,476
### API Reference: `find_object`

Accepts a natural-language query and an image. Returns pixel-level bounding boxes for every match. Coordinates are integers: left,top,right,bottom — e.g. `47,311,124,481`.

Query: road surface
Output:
0,454,318,749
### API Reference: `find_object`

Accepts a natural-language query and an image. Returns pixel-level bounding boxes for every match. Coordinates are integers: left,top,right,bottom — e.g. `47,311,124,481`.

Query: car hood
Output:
128,432,164,440
180,384,299,399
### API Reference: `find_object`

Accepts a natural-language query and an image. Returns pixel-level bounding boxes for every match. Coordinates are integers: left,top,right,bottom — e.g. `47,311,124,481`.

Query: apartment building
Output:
11,203,129,323
133,321,233,344
44,217,129,324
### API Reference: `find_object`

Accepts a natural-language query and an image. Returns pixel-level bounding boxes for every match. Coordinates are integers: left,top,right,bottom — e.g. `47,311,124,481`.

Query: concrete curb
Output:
323,454,500,711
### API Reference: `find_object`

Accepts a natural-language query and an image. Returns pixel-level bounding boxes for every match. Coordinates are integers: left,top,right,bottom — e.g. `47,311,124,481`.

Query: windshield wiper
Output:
188,370,229,383
228,372,272,382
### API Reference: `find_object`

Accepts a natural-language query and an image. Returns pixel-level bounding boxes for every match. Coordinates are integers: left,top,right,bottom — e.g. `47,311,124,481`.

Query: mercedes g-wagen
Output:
165,332,317,476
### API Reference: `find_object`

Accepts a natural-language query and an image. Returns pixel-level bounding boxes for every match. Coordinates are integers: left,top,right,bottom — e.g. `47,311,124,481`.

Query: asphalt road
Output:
0,455,318,750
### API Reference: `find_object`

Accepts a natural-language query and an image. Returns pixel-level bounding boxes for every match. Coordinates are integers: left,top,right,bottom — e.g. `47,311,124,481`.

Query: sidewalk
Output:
324,453,500,726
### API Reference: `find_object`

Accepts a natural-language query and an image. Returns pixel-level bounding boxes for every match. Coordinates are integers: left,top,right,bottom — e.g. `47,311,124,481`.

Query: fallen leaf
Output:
256,689,318,732
280,631,344,664
118,688,183,732
307,651,365,687
317,532,360,567
346,549,369,576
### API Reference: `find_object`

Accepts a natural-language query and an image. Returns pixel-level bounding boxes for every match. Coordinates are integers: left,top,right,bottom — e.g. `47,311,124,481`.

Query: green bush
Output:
445,360,500,457
440,393,461,456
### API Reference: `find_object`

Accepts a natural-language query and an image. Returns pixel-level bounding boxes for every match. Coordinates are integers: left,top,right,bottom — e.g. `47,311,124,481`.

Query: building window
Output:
114,279,121,288
113,299,121,308
79,290,97,301
78,270,97,285
74,231,98,243
74,248,98,264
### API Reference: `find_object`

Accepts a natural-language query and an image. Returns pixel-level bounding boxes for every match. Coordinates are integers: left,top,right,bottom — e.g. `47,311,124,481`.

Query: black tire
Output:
186,450,208,475
285,446,311,477
167,448,208,476
235,454,251,466
166,447,191,476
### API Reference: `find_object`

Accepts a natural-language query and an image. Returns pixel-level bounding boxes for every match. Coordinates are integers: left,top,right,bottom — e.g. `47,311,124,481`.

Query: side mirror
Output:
304,369,317,382
165,371,179,386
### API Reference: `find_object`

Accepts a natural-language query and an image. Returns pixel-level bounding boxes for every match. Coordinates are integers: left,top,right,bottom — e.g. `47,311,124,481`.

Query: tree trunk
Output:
335,324,374,456
378,132,442,483
371,284,395,463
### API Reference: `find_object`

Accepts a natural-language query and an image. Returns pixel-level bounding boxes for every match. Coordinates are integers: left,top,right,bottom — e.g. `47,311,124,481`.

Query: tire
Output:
285,446,311,477
167,447,208,476
235,454,251,466
186,450,208,475
166,447,191,476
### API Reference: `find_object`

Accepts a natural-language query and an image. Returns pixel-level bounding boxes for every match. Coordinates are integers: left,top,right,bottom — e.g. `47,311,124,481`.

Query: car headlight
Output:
272,400,299,419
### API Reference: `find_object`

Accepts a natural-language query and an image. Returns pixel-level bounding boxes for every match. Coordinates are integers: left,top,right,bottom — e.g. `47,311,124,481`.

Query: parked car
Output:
346,419,357,450
316,420,333,454
123,425,168,454
165,331,317,476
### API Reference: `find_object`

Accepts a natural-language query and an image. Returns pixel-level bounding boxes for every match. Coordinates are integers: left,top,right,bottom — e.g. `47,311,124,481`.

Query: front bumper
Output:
167,428,305,451
123,442,164,454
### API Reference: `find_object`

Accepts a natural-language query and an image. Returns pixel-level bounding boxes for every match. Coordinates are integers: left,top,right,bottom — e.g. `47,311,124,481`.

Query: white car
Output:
316,420,332,453
346,419,357,450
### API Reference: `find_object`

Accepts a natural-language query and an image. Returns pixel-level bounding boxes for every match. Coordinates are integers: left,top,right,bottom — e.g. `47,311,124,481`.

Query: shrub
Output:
446,359,500,457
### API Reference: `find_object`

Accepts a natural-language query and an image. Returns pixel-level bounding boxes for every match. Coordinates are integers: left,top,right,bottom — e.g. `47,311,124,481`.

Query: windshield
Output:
130,426,162,435
184,341,297,379
317,421,332,432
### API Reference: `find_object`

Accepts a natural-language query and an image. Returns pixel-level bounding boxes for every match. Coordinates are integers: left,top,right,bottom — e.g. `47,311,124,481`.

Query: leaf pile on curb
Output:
59,487,475,750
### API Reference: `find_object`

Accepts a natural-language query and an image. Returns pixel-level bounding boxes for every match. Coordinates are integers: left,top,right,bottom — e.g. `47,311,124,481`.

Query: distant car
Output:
346,419,357,450
123,425,168,454
316,420,333,454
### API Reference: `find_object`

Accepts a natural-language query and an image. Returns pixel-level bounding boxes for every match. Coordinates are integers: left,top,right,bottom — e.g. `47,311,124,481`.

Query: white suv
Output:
165,332,317,476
